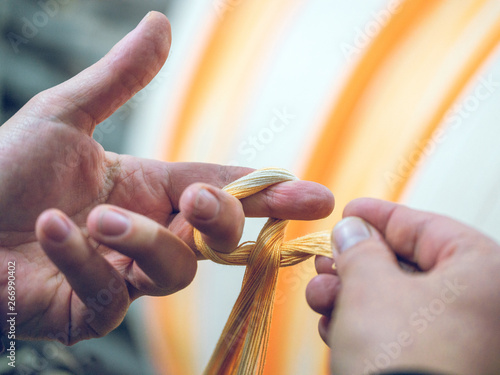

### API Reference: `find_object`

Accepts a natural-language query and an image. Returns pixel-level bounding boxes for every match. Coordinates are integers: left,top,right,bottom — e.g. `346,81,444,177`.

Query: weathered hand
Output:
307,198,500,375
0,12,334,345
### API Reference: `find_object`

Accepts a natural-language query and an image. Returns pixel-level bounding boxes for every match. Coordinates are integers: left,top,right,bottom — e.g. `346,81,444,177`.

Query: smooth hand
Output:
0,12,334,345
307,198,500,375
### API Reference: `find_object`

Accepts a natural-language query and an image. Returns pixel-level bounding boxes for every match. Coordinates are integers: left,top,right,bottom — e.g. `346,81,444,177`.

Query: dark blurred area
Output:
0,1,170,374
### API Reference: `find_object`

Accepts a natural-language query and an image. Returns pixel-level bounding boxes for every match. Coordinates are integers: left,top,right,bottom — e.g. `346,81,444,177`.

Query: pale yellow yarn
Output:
194,168,333,375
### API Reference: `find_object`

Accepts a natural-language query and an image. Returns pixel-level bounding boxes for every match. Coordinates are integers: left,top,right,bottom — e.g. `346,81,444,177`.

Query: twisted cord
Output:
195,168,333,375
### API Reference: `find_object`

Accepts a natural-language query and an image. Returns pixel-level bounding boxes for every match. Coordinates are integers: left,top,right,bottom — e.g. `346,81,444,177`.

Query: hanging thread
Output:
195,168,333,375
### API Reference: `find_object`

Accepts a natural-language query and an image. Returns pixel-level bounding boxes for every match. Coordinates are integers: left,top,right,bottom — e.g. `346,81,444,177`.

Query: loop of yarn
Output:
196,168,333,375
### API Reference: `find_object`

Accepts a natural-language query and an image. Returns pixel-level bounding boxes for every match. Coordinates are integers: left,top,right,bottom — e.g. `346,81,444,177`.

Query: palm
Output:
0,115,180,340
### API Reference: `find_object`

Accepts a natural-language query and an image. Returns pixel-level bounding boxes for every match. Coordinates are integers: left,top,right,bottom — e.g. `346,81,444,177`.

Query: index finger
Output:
165,162,335,220
343,198,493,271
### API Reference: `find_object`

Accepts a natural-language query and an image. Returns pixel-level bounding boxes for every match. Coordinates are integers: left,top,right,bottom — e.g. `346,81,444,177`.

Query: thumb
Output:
332,216,400,279
24,11,171,135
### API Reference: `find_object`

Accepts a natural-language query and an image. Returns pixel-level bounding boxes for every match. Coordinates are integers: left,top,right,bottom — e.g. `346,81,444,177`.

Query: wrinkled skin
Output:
0,12,334,345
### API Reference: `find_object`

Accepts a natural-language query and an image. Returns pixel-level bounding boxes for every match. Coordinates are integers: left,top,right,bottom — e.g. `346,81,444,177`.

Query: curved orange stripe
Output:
300,0,439,204
146,0,500,374
267,2,439,373
162,0,302,164
265,1,437,374
280,1,500,374
393,18,500,201
152,2,307,374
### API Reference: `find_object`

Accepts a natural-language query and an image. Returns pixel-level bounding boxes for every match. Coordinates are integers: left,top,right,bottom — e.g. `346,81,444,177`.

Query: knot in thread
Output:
194,168,332,267
196,168,333,375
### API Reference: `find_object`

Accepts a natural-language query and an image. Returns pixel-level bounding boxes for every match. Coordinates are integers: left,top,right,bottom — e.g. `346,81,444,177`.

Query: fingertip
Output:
333,217,372,255
40,10,173,134
37,209,94,273
306,274,340,316
319,184,335,218
138,10,172,52
87,205,131,238
333,217,398,277
180,185,221,222
269,180,335,220
301,182,335,219
343,197,389,218
36,209,72,245
87,204,197,296
181,183,244,253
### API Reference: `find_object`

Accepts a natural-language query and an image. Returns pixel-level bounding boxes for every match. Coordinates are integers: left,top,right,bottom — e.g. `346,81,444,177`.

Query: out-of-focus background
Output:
1,0,500,374
0,0,172,153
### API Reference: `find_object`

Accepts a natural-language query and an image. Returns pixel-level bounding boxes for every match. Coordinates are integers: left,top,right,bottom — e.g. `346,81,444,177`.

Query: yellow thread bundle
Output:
194,168,333,375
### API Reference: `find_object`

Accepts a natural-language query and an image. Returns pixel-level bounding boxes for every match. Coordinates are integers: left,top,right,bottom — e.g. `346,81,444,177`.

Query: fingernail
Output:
333,217,371,254
99,210,130,237
45,214,71,243
194,189,219,220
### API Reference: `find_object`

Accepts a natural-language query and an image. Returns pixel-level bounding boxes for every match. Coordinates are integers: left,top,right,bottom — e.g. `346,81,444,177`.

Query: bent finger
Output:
87,205,197,298
36,209,129,340
306,273,341,316
180,183,245,253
